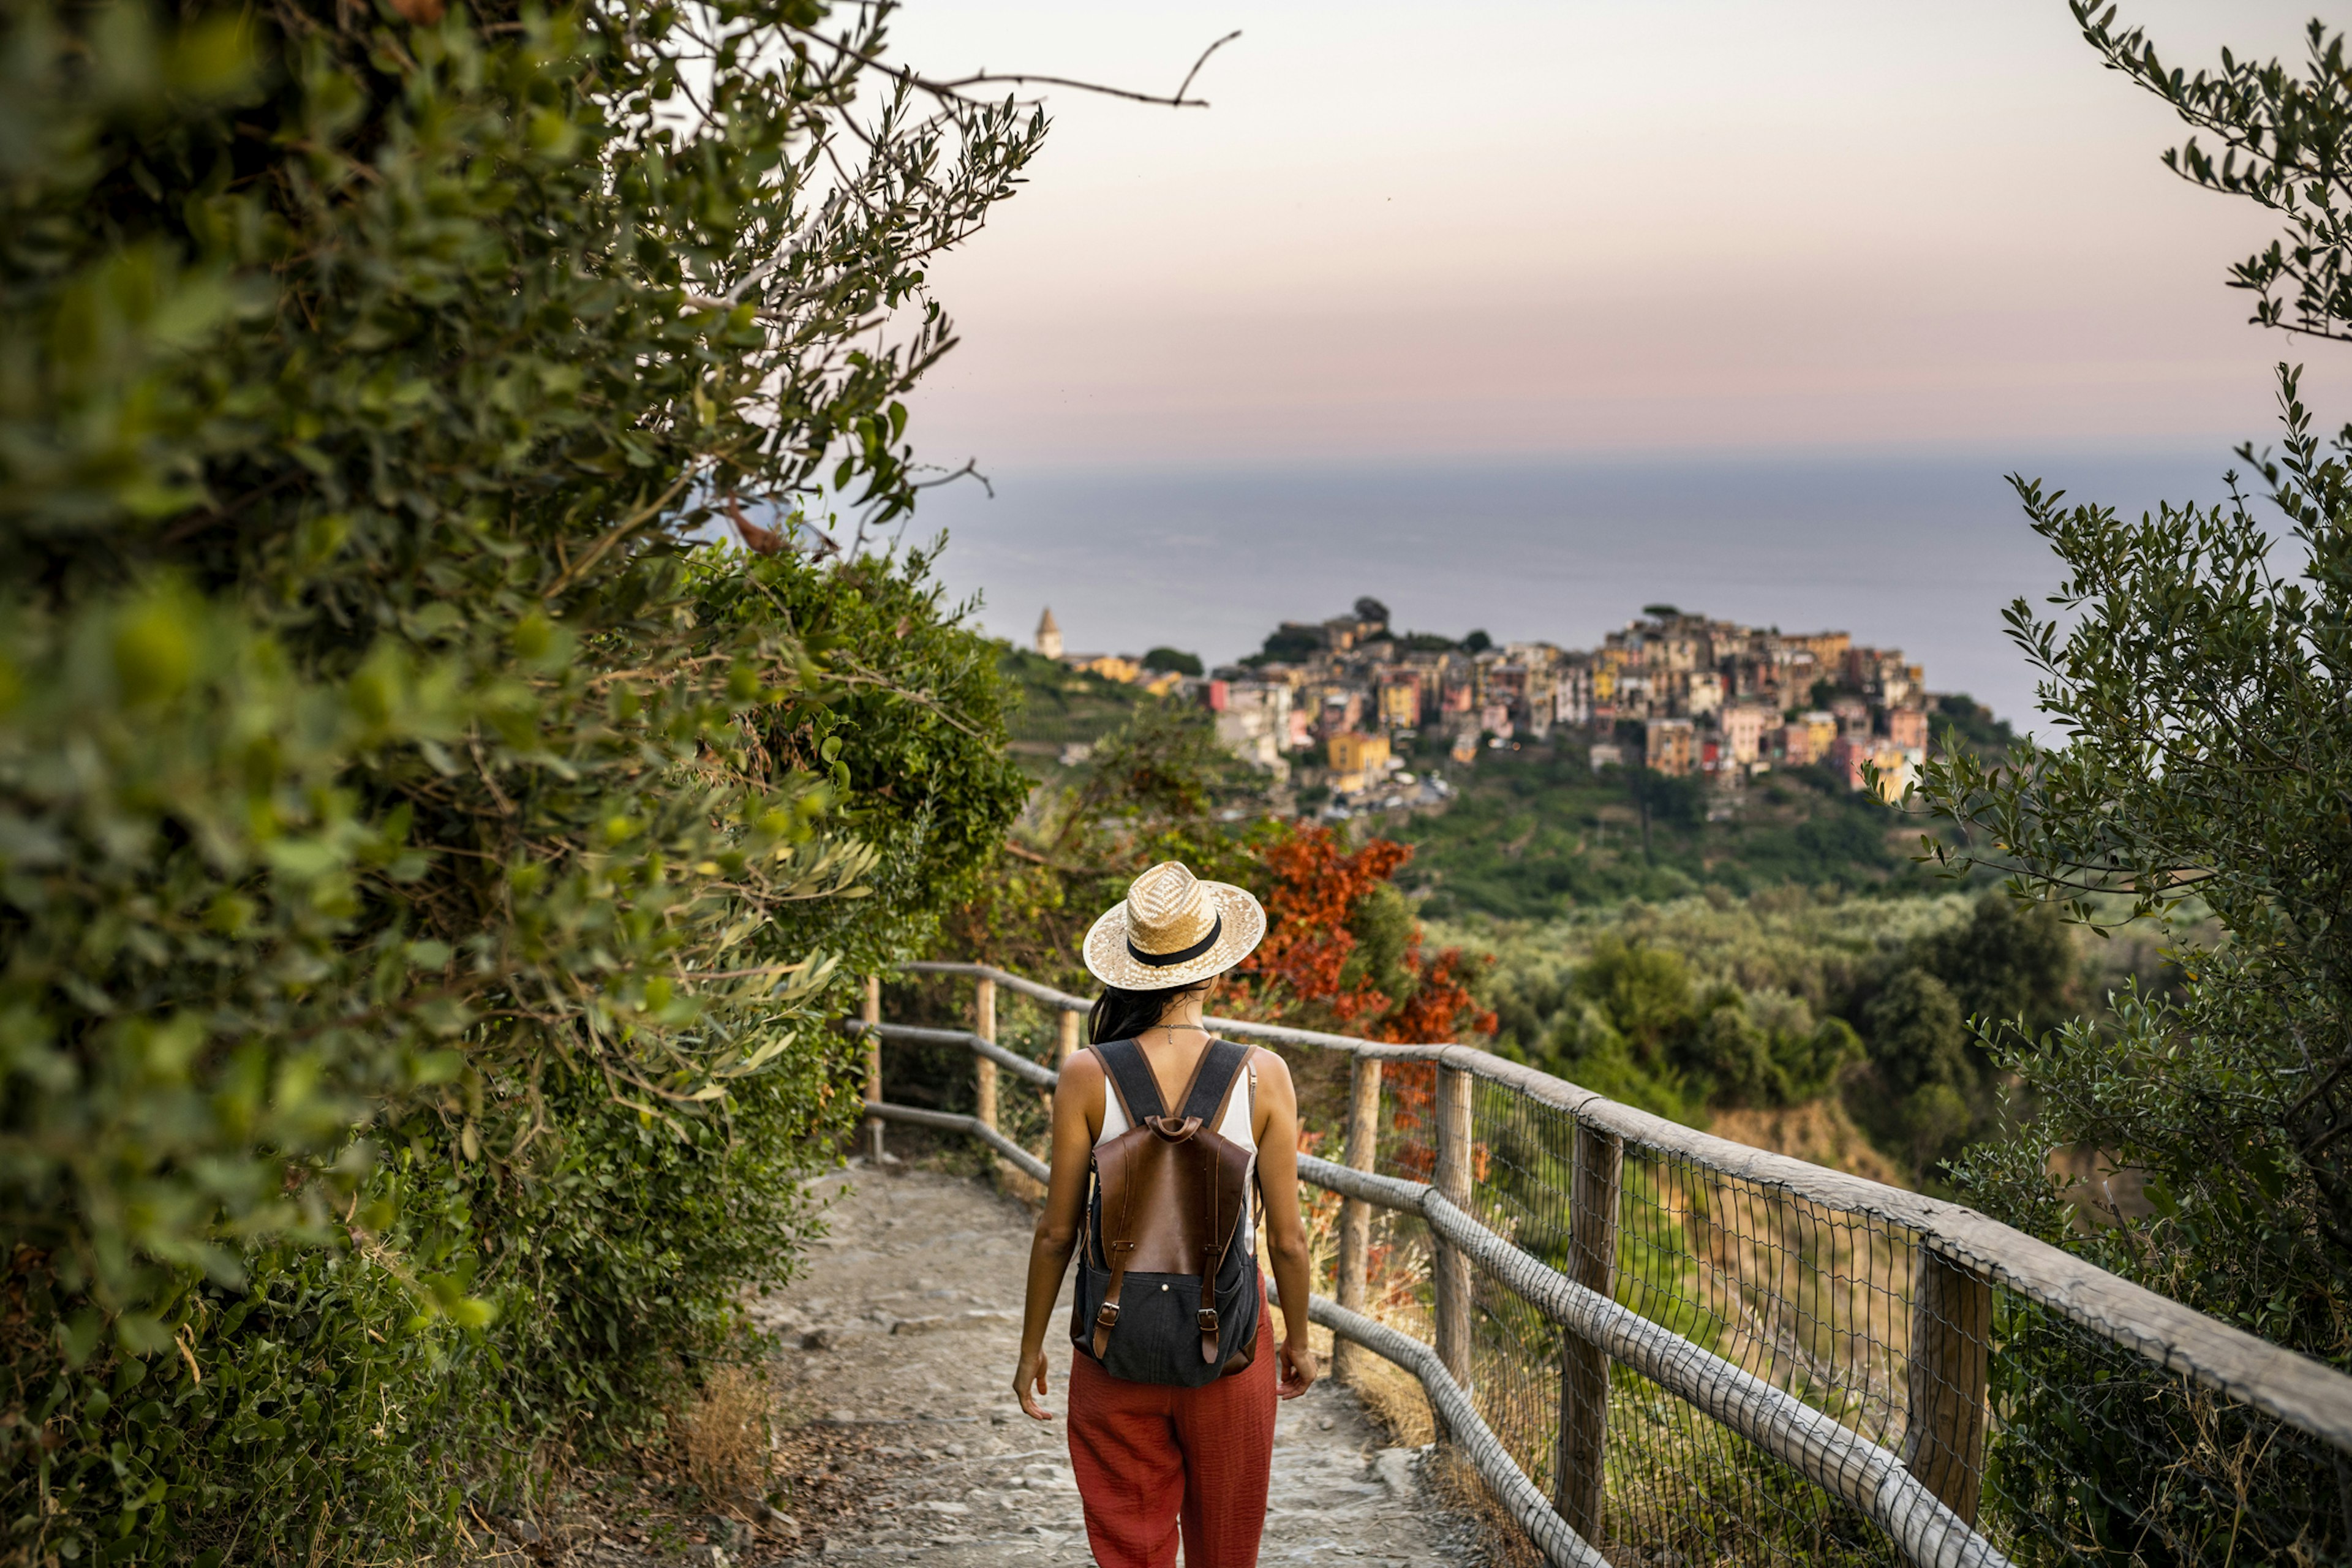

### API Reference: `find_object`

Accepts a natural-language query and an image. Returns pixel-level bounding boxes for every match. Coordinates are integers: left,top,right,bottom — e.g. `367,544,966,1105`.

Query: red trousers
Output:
1065,1294,1278,1568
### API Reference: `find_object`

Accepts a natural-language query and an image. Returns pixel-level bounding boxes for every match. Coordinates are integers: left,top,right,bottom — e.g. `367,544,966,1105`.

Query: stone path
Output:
752,1161,1485,1566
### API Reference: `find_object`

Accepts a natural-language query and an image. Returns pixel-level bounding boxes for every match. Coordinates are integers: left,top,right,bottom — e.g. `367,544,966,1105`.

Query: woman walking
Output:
1011,861,1319,1567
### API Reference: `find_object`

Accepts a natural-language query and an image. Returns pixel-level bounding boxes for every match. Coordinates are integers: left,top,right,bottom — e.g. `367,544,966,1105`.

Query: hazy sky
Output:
887,1,2339,466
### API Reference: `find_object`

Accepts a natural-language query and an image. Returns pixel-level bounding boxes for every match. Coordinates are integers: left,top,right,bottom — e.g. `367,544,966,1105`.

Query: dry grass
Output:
1336,1346,1546,1568
1338,1341,1435,1447
1706,1100,1904,1188
1427,1445,1549,1568
676,1363,775,1511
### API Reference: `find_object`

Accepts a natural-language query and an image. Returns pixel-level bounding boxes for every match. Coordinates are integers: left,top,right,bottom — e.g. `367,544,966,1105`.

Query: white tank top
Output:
1096,1041,1258,1249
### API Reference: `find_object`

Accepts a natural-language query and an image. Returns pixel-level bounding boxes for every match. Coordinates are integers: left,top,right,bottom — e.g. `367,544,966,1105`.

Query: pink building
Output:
1720,705,1771,766
1314,689,1364,739
1826,734,1871,791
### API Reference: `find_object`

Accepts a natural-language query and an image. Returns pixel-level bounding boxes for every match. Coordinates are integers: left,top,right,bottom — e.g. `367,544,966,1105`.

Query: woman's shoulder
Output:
1056,1047,1105,1090
1241,1044,1295,1090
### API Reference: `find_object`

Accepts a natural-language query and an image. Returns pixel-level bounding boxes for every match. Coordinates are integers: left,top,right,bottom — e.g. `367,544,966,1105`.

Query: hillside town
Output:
1035,597,1943,807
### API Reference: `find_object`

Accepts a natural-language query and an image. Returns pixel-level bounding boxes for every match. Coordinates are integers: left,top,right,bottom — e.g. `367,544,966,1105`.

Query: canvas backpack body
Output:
1069,1037,1262,1386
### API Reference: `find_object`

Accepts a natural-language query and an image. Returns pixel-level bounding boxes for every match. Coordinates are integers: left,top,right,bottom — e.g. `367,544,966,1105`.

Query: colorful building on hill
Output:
1068,653,1142,684
1376,673,1422,729
1721,704,1772,767
1826,733,1871,791
1645,717,1695,777
1327,731,1392,794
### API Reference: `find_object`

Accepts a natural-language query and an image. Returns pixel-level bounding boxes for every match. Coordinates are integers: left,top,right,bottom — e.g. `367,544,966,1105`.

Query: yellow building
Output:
1801,710,1838,759
1069,654,1143,684
1327,731,1392,793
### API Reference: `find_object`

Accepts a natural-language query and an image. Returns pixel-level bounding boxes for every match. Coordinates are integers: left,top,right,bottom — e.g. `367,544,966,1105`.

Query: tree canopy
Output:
1922,3,2352,1362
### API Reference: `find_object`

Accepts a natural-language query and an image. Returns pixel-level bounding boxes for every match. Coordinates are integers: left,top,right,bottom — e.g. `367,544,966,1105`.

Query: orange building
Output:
1327,731,1392,793
1645,717,1695,777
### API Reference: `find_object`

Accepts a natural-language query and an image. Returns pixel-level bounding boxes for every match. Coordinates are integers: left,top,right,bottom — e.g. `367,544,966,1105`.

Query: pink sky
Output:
888,1,2343,466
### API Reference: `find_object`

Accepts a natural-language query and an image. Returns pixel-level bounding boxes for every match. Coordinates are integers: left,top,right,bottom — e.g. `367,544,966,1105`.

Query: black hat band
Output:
1127,911,1223,968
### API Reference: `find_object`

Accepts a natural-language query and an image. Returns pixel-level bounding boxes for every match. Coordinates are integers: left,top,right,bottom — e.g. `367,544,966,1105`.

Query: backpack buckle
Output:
1095,1302,1120,1329
1195,1308,1219,1333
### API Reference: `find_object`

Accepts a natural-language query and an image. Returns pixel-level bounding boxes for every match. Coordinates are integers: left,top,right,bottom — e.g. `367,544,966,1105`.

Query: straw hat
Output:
1082,861,1267,991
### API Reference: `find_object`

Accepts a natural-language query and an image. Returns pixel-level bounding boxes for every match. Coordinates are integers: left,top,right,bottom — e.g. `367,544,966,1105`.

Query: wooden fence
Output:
848,962,2352,1568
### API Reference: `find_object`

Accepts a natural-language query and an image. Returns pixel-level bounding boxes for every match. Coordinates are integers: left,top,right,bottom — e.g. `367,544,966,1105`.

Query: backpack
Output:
1070,1036,1262,1386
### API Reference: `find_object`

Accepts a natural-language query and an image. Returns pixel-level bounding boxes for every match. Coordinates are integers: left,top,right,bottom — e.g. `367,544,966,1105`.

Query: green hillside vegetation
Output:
1000,647,1152,767
1432,889,2175,1187
1392,737,1977,919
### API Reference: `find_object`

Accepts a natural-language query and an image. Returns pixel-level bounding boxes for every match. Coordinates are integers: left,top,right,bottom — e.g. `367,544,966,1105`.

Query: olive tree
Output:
1920,6,2352,1355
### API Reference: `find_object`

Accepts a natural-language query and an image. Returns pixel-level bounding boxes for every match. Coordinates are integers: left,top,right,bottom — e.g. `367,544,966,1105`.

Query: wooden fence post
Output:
1434,1062,1476,1392
1055,1006,1082,1068
1904,1248,1992,1526
1556,1123,1621,1539
861,975,883,1163
1333,1054,1383,1385
973,974,998,1134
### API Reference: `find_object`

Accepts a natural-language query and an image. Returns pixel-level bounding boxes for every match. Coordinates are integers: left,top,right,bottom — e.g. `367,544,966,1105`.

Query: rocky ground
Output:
469,1159,1484,1567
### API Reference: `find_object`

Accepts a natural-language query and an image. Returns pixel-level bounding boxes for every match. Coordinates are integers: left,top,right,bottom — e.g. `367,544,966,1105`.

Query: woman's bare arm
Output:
1250,1048,1320,1398
1012,1050,1101,1420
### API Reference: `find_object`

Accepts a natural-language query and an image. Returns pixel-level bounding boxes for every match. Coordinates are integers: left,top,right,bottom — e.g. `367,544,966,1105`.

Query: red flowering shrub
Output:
1219,824,1494,1176
1226,824,1493,1044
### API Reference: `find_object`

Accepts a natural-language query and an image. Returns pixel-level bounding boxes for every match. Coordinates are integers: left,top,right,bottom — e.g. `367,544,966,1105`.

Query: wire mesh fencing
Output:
857,965,2352,1568
1983,1300,2352,1566
1355,1052,2352,1567
1420,1071,1920,1566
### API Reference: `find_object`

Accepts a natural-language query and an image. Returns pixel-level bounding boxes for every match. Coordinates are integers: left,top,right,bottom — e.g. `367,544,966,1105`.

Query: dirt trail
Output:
752,1161,1485,1566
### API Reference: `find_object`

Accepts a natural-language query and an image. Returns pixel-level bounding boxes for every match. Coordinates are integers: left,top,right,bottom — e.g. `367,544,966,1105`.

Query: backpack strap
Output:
1090,1038,1166,1125
1088,1127,1139,1359
1177,1038,1250,1123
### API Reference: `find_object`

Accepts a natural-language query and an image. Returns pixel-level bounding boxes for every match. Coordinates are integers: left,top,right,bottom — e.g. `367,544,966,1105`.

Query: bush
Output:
0,0,1037,1555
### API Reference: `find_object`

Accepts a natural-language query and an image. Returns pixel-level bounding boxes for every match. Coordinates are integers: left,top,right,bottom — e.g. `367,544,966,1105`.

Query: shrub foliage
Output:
0,0,1036,1557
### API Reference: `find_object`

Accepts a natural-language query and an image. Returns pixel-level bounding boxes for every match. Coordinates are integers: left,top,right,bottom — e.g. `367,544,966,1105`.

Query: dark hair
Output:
1088,980,1211,1046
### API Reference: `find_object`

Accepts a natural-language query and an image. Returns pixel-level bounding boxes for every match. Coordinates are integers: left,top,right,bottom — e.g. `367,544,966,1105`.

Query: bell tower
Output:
1035,607,1063,660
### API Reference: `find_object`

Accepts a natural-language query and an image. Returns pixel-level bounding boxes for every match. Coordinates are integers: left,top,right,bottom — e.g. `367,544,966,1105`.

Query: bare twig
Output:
793,24,1241,111
940,29,1243,108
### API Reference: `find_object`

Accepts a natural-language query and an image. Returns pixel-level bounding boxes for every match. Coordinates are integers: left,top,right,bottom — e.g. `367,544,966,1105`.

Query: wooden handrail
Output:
884,960,2352,1453
1294,1156,2013,1568
839,1019,1058,1088
863,960,2352,1568
866,1102,1048,1184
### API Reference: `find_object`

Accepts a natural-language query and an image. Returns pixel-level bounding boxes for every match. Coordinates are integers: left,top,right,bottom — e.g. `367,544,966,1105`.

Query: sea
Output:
883,445,2256,731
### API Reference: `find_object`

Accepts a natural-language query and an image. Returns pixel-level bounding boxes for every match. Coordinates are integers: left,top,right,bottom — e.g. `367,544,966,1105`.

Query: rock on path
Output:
755,1161,1483,1567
